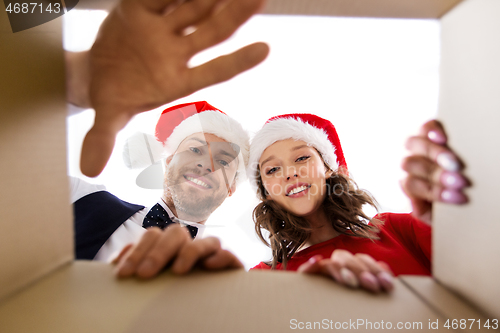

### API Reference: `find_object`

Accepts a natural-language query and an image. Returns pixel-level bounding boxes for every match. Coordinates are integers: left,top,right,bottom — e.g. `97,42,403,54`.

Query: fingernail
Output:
340,268,359,288
308,255,322,264
377,271,394,292
137,259,155,276
324,265,342,282
116,260,134,277
428,130,446,144
359,271,380,293
437,152,460,172
440,171,468,190
441,189,468,204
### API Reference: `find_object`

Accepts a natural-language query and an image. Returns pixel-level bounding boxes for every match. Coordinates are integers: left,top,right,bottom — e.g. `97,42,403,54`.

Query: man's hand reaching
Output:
79,0,269,177
113,225,243,279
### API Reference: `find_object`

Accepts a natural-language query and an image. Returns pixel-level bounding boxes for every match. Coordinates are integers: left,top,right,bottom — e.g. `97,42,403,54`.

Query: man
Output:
73,101,249,277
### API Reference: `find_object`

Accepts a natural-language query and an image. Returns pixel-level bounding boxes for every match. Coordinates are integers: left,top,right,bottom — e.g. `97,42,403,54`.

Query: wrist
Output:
65,50,91,108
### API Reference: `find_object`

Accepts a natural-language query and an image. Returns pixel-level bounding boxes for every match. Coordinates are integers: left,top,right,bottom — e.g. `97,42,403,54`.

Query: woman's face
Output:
259,139,331,217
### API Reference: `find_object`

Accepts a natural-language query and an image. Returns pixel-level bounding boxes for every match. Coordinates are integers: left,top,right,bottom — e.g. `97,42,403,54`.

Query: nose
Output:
285,167,298,181
196,157,212,173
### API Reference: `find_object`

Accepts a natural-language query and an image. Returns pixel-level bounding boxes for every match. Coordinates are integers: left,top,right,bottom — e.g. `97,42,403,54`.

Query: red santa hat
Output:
123,101,250,189
156,101,249,162
248,113,348,191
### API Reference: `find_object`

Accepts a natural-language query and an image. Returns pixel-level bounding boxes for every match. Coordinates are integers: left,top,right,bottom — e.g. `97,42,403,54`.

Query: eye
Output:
296,155,311,162
190,147,201,154
266,167,279,175
218,159,229,167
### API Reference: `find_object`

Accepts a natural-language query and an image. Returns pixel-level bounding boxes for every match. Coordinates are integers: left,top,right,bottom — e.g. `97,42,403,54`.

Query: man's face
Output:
164,133,240,221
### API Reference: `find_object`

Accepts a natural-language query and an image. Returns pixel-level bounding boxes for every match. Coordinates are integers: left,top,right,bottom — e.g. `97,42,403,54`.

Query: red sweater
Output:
251,213,431,276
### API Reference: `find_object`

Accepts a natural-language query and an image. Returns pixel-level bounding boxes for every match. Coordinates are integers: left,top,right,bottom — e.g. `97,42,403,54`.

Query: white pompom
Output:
123,132,164,169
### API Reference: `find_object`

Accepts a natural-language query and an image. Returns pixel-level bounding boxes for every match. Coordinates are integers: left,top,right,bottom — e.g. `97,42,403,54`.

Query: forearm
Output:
65,50,91,108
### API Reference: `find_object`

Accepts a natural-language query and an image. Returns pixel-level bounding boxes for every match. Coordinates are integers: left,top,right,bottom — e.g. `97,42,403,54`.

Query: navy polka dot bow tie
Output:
142,203,198,239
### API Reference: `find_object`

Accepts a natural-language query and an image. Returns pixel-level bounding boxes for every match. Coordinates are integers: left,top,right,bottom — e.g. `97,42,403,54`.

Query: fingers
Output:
333,252,394,293
405,136,463,170
401,155,441,185
406,119,465,174
80,110,133,177
329,250,377,291
186,0,266,53
297,255,324,274
401,119,470,223
171,237,222,274
80,128,116,177
400,174,467,225
400,162,469,204
124,0,178,14
299,250,394,293
114,228,241,279
198,248,244,270
111,243,134,264
115,227,162,278
330,250,394,293
188,42,269,92
355,254,394,292
115,225,191,279
166,0,223,32
399,177,434,225
419,119,447,145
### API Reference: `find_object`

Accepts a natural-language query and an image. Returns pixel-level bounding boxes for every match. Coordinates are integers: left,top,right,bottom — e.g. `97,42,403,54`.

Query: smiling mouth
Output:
184,175,211,189
286,185,311,196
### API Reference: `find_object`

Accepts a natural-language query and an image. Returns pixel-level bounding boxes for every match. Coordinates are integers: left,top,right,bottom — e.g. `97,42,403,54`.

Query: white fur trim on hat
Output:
247,117,338,191
165,111,250,186
123,132,164,169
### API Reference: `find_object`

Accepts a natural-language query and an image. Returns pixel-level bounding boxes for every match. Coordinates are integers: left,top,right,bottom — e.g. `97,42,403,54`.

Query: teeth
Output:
287,185,308,196
186,176,210,188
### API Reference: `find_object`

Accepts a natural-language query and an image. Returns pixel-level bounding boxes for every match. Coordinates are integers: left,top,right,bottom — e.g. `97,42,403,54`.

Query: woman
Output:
248,113,468,293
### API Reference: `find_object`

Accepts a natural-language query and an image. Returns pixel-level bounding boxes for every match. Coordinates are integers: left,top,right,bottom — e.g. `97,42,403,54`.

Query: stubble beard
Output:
164,165,228,221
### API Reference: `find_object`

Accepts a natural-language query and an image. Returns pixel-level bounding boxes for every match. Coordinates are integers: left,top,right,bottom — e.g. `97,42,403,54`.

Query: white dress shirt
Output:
70,177,205,262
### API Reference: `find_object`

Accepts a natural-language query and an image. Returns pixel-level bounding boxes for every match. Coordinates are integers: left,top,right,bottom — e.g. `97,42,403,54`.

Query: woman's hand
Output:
297,249,394,293
113,225,243,279
401,120,470,225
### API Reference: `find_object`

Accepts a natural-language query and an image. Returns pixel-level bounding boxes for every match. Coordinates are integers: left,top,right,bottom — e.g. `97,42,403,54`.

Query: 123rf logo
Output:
3,0,79,32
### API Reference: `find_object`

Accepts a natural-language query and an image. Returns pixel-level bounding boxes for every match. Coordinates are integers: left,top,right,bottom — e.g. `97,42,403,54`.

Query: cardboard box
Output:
1,0,499,331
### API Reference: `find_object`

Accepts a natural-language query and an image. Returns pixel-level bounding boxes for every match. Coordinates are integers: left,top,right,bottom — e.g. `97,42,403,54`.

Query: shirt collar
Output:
156,199,206,234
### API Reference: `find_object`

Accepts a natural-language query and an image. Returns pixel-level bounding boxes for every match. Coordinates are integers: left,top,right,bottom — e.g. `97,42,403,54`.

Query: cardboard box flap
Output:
0,13,72,302
436,0,500,319
0,262,446,333
262,0,463,18
400,275,491,331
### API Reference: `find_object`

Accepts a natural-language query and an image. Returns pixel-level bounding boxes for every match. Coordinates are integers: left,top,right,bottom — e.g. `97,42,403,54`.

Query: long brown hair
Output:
253,166,382,269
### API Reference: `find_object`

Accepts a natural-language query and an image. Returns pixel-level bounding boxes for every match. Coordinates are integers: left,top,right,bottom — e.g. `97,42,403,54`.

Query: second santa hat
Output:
248,113,348,191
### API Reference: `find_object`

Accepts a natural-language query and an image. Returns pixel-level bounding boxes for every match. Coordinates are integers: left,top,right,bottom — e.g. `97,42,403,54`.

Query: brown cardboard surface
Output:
436,0,500,319
76,0,118,11
76,0,463,18
262,0,462,18
400,276,493,333
128,270,447,332
0,262,175,333
0,12,72,301
0,261,452,333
